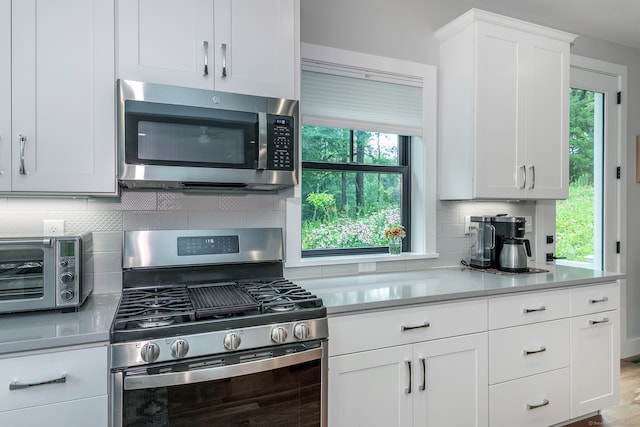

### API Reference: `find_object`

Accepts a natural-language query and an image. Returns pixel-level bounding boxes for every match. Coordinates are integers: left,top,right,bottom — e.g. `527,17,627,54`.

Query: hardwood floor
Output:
564,359,640,426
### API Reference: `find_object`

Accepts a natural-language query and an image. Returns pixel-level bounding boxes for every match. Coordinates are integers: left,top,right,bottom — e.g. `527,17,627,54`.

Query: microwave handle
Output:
257,112,268,170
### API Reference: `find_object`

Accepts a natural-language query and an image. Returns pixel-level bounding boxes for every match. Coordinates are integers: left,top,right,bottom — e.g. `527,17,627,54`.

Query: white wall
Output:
301,0,640,356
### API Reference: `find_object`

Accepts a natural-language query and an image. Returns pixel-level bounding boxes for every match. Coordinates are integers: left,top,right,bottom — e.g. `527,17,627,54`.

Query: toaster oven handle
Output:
257,112,268,170
123,347,323,390
0,238,52,246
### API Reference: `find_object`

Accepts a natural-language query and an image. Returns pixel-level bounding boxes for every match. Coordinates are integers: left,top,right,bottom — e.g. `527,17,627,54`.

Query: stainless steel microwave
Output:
0,234,93,314
116,80,299,192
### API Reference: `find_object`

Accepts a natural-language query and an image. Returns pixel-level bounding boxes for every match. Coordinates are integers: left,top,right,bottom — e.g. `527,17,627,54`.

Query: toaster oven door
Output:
0,239,55,313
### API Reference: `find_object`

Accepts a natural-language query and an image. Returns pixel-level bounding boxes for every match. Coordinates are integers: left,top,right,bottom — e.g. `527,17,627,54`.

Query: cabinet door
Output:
570,309,620,418
214,0,296,99
474,21,526,199
0,0,9,191
328,345,413,427
524,33,570,199
117,0,214,89
11,0,116,194
413,333,488,427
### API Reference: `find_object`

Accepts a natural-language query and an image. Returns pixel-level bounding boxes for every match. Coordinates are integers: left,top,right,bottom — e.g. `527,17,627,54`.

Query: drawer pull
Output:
9,374,66,390
523,306,546,314
590,317,610,326
419,357,426,391
523,346,547,356
589,297,609,304
405,360,412,394
401,322,430,332
526,398,550,410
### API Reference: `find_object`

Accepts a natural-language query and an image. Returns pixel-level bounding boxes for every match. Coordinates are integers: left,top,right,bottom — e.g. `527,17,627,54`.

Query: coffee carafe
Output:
469,216,495,269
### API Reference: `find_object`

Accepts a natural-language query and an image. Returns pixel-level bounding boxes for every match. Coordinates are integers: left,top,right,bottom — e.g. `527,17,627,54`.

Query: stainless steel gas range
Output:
110,228,328,427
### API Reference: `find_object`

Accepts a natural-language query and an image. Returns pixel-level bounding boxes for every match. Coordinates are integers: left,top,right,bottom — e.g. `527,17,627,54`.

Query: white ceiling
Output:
465,0,640,49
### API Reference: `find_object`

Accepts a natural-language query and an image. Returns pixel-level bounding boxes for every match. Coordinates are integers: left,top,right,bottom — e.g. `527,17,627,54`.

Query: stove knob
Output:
293,322,310,340
223,332,241,351
271,326,288,344
171,339,189,359
140,342,160,363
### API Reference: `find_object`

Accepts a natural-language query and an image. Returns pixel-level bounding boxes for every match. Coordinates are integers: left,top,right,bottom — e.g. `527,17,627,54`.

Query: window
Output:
284,43,437,267
301,126,410,256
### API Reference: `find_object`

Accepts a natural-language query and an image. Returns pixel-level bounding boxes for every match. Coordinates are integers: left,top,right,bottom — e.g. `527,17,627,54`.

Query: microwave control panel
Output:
267,115,294,171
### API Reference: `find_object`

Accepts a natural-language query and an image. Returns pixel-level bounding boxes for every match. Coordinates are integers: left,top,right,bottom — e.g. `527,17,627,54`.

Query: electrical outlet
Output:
358,262,376,273
524,216,533,233
43,219,64,236
464,216,471,234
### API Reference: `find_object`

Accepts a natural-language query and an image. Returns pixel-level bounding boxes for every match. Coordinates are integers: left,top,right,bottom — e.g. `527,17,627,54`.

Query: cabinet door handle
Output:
519,165,527,189
528,165,535,189
401,322,430,332
589,297,609,304
405,360,412,394
522,306,546,314
590,317,610,326
202,41,209,76
526,398,549,410
18,134,27,175
221,43,227,78
10,374,66,390
419,357,426,391
523,346,546,356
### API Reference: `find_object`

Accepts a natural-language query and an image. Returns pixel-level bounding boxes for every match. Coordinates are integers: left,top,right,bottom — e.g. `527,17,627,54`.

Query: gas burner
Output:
137,317,176,328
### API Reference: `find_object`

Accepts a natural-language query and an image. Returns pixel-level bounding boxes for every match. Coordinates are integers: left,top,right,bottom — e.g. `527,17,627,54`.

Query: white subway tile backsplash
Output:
0,211,45,234
188,210,248,229
123,211,188,230
7,197,87,211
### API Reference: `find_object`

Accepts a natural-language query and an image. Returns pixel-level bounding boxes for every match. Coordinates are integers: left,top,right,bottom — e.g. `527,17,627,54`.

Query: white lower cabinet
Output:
0,344,108,427
328,300,488,427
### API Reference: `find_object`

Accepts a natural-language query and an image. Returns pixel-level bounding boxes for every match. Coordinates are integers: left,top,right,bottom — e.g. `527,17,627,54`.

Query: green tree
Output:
569,89,595,184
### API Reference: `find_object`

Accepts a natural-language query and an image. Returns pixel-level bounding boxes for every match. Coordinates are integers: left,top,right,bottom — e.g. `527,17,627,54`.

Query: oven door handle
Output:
123,347,323,390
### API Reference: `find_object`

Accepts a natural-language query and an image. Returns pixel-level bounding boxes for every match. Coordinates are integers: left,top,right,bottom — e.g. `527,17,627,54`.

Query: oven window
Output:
0,249,44,300
122,359,321,426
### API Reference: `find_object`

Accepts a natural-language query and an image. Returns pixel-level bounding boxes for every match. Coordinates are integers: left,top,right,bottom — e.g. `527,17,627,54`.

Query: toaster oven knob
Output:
60,289,75,301
293,323,310,340
140,343,160,363
60,272,75,284
223,332,241,351
170,339,189,359
271,326,288,344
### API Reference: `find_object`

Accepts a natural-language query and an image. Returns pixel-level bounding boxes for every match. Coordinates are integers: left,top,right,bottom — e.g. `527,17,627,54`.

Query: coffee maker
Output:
469,215,531,272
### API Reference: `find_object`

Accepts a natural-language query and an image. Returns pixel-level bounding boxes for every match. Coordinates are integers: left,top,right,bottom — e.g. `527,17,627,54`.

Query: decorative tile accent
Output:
62,211,123,234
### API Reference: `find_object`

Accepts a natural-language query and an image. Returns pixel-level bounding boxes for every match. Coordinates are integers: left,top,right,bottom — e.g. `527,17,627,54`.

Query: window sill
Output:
284,251,439,269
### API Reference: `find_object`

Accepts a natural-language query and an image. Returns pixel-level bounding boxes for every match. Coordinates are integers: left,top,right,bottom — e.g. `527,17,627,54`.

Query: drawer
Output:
489,289,570,329
0,345,107,412
490,368,570,427
0,395,107,427
489,318,570,384
328,299,487,356
571,282,620,316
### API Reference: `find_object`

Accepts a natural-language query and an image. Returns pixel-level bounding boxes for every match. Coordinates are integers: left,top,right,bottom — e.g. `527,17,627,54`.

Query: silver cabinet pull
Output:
523,306,546,314
419,357,426,391
589,297,609,304
519,165,527,189
527,398,549,410
202,41,209,76
18,134,27,175
590,317,610,326
404,360,412,394
221,43,227,78
523,346,546,356
10,374,66,390
528,165,535,189
401,322,430,332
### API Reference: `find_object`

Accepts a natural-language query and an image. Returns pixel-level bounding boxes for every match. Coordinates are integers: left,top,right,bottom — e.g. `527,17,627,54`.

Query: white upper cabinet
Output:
436,9,575,200
5,0,116,195
117,0,298,100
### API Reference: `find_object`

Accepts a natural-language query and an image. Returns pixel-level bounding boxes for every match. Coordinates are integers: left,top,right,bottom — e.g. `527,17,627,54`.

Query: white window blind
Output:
301,60,424,136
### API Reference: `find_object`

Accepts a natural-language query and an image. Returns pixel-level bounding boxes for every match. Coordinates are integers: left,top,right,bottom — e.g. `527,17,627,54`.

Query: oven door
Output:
112,342,327,427
0,239,55,313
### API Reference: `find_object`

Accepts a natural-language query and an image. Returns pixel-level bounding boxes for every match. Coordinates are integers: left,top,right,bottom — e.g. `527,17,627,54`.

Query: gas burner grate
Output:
113,285,196,330
239,278,323,313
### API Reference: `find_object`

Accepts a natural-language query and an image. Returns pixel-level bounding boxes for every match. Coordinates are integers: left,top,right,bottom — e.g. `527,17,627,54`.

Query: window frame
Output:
301,132,411,257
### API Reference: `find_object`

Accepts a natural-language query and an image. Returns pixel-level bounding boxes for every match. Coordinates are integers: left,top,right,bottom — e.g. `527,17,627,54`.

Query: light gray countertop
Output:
298,263,624,315
0,293,121,355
